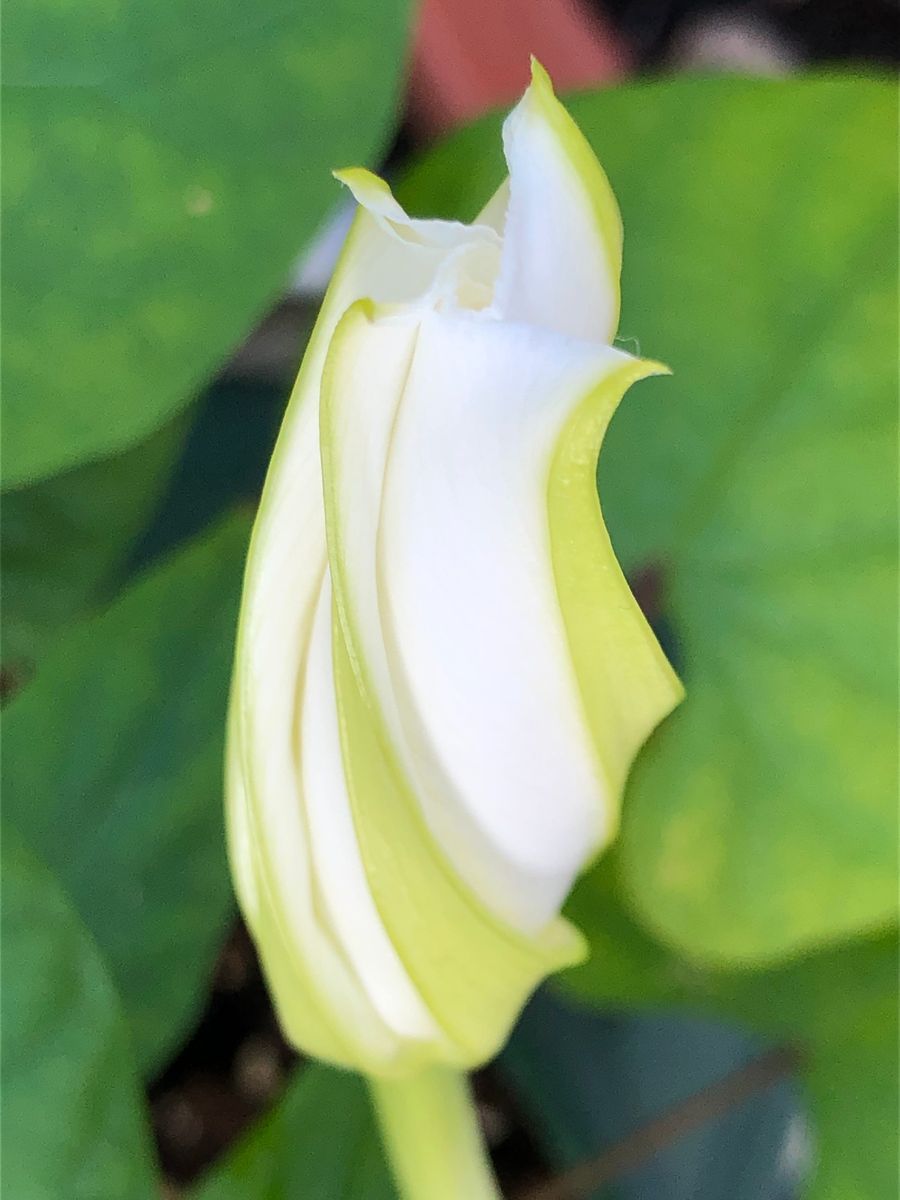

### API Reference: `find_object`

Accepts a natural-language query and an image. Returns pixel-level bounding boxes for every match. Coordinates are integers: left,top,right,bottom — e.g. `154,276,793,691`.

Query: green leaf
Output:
2,512,251,1072
194,1064,397,1200
132,377,292,568
501,992,798,1200
804,1006,899,1200
1,825,158,1200
398,74,898,964
1,414,186,673
561,853,899,1200
3,0,410,487
563,855,898,1040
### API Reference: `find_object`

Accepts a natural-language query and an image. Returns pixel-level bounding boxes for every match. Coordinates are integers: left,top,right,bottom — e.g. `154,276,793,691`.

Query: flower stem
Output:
368,1067,502,1200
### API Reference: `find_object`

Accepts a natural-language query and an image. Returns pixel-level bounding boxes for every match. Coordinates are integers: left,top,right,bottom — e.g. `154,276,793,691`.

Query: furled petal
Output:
226,174,488,1071
492,59,623,343
377,314,616,929
547,357,683,805
319,301,588,1064
321,304,677,937
301,571,439,1045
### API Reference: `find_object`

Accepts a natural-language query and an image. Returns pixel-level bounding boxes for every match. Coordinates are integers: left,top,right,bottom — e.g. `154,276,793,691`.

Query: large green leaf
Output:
1,413,186,672
131,376,291,568
1,825,158,1200
2,512,251,1072
398,74,898,963
562,854,899,1200
2,0,409,487
194,1065,397,1200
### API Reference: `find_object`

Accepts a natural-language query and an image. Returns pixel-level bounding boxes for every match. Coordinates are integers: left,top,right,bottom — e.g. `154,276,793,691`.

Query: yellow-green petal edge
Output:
547,359,684,852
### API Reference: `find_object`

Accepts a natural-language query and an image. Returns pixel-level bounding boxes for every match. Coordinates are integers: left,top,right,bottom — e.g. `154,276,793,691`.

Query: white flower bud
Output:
226,60,682,1078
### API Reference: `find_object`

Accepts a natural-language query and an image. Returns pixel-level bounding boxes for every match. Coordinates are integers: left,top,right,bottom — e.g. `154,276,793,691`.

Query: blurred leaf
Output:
1,825,158,1200
2,0,410,486
194,1064,397,1200
131,376,291,569
565,856,899,1047
502,992,799,1200
1,413,186,672
562,854,899,1200
399,74,898,964
2,512,251,1072
804,1004,898,1200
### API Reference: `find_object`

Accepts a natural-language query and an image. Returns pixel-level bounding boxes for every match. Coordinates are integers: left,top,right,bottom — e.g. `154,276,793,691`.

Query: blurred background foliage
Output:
1,0,897,1198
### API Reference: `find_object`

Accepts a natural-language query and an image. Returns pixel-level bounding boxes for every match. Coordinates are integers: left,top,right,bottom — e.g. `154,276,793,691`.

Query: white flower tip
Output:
333,167,409,223
229,63,679,1076
528,55,555,97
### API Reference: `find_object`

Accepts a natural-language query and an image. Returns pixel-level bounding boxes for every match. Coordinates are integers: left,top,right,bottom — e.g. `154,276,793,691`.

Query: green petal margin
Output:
547,356,683,843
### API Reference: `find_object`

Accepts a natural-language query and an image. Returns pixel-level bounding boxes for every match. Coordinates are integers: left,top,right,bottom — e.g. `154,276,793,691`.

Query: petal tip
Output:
642,358,673,380
333,167,407,222
332,165,364,188
528,56,554,96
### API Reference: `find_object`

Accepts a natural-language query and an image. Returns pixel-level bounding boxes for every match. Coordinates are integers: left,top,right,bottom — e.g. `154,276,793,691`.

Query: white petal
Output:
493,60,622,343
231,649,398,1066
301,572,438,1042
475,178,510,234
229,175,485,1067
235,172,492,935
380,313,633,930
322,302,639,931
321,304,419,749
334,167,501,305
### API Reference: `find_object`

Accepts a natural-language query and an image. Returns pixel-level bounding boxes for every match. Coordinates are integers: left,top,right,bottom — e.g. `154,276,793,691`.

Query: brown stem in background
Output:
516,1043,804,1200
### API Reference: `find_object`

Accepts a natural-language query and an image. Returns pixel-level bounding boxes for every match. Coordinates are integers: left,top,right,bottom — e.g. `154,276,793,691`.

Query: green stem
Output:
368,1067,502,1200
